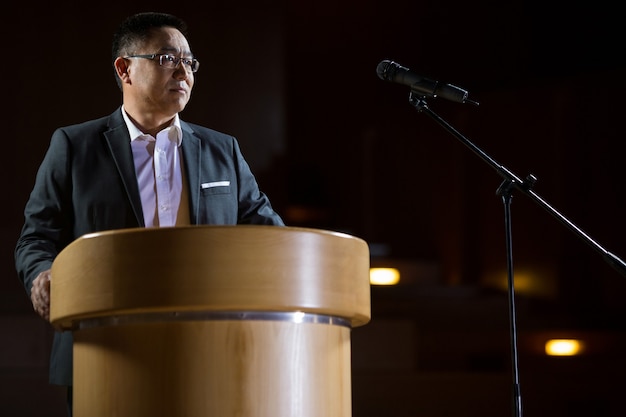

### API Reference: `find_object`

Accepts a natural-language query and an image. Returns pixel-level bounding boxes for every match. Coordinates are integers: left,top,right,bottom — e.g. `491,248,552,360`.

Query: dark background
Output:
2,1,625,416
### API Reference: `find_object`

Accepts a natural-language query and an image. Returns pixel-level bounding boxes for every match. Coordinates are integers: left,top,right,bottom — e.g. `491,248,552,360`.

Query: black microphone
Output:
376,60,478,105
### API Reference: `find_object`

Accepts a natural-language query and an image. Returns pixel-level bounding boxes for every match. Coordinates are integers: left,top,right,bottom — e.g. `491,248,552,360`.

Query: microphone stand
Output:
406,91,626,417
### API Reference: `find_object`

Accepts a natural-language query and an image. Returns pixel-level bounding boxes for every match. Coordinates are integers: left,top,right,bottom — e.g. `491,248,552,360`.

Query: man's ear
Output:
114,57,130,83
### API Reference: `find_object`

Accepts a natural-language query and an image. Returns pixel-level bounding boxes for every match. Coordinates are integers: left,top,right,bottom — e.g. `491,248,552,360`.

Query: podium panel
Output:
50,225,370,417
74,315,351,416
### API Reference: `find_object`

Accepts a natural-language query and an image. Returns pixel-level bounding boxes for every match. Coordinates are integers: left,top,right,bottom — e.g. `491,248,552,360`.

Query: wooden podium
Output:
49,225,371,417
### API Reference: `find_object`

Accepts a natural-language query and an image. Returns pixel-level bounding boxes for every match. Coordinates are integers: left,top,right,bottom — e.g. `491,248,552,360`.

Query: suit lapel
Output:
103,111,144,226
181,122,200,224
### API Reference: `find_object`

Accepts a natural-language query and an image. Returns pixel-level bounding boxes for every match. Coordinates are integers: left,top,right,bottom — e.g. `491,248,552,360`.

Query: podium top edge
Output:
79,225,368,244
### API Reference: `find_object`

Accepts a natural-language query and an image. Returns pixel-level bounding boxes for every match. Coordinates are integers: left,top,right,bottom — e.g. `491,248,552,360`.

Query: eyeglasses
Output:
124,53,200,73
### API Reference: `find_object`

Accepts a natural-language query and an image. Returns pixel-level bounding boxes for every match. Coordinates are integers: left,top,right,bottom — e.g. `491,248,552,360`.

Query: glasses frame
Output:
124,53,200,73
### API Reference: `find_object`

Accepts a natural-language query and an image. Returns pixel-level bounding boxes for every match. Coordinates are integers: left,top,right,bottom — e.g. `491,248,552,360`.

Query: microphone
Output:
376,60,478,105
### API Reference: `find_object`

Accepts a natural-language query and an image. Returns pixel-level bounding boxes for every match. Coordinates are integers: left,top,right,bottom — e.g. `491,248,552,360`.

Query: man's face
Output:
123,27,195,120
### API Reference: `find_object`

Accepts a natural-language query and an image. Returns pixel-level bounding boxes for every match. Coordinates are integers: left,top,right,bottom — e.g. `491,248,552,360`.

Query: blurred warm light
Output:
370,268,400,285
545,339,584,356
482,266,558,297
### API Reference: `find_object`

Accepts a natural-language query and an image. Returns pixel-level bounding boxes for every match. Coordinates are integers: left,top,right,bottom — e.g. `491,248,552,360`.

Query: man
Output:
15,11,284,413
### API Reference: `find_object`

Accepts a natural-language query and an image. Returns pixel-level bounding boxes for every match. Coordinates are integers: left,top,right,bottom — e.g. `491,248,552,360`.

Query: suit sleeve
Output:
15,129,74,296
232,139,285,226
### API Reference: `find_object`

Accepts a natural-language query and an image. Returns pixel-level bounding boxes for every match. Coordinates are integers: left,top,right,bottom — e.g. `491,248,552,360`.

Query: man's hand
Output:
30,269,51,321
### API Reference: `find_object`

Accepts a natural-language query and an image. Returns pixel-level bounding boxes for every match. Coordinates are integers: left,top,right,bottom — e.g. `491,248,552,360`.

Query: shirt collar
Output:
121,106,182,146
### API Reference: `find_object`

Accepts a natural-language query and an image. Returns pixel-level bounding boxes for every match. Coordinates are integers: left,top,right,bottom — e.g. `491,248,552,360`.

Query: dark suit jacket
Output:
15,108,284,385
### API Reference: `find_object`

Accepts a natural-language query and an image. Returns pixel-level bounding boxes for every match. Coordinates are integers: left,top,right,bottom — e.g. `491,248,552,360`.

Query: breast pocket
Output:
200,180,231,195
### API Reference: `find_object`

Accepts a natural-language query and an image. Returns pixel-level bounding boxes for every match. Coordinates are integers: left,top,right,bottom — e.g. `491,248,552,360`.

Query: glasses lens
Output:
157,54,199,72
190,59,200,72
159,55,178,69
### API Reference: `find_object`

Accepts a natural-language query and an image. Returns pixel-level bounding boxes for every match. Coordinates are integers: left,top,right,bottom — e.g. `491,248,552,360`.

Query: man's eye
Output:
163,55,176,62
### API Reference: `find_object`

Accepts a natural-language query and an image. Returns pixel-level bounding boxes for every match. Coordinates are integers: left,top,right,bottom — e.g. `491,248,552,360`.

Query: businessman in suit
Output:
15,11,284,414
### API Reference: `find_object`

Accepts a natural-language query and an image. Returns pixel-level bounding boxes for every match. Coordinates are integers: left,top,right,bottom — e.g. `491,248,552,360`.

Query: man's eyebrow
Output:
158,47,193,56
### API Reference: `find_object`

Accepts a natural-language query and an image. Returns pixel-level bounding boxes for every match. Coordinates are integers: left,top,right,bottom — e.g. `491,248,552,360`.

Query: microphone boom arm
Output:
408,92,626,277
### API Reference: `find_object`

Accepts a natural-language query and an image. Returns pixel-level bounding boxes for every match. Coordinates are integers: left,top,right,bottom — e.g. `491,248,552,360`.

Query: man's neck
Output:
123,106,176,137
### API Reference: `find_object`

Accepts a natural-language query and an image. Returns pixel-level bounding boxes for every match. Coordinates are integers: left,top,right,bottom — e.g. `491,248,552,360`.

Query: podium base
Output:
74,313,352,417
